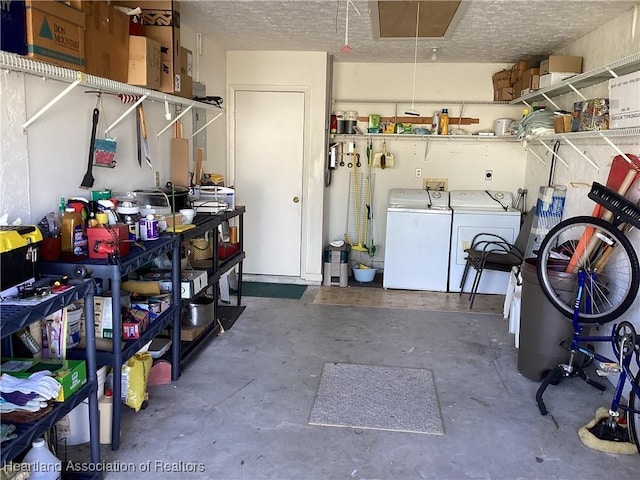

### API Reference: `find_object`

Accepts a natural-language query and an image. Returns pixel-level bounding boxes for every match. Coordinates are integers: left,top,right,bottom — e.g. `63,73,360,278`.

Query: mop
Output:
347,145,370,268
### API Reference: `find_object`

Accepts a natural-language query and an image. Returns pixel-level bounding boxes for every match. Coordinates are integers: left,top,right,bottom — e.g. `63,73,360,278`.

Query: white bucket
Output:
494,118,513,136
56,366,108,446
58,401,90,445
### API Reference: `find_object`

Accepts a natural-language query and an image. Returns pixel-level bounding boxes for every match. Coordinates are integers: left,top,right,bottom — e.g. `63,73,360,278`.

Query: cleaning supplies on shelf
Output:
440,108,449,135
23,437,62,480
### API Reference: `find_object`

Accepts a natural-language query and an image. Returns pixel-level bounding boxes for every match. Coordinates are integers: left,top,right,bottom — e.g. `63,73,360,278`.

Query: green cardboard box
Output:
1,358,87,402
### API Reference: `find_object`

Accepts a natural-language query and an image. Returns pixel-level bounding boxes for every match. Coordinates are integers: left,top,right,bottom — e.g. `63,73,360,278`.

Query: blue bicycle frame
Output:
570,270,640,415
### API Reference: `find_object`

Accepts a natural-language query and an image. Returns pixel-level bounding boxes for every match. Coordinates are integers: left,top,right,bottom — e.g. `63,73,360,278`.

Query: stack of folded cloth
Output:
0,371,61,424
517,110,555,140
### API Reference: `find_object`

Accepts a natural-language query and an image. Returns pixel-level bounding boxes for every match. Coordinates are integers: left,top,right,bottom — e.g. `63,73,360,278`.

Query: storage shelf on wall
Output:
332,133,520,142
524,126,640,142
511,52,640,105
333,99,512,106
0,51,221,111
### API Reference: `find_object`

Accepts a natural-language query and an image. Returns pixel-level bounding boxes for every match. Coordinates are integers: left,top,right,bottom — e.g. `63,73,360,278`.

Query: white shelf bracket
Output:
191,111,224,138
541,93,561,111
523,100,532,110
560,135,599,171
606,68,618,79
567,83,586,101
597,131,634,165
527,145,547,165
539,139,569,167
23,79,80,130
157,104,193,138
106,94,147,135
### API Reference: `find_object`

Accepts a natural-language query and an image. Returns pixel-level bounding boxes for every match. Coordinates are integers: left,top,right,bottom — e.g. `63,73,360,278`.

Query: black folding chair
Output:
460,208,535,308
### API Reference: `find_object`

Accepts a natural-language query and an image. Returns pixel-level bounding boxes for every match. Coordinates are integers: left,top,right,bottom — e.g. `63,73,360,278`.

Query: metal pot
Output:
158,182,190,212
182,296,214,327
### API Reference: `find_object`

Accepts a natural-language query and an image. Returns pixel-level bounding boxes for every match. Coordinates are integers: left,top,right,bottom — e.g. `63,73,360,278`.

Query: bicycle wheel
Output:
536,216,640,323
629,370,640,454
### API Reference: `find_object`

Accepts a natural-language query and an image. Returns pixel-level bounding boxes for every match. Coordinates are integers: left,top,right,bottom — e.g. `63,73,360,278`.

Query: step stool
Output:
323,244,350,287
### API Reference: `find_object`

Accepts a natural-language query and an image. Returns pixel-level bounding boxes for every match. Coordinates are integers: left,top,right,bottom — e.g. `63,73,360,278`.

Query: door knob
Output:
293,196,300,203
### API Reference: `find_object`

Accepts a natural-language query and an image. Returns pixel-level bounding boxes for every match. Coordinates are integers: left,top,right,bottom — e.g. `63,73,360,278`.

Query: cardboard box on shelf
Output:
24,0,86,70
512,79,523,99
609,70,640,129
1,0,28,55
180,324,209,342
540,55,582,75
128,35,162,89
84,1,129,82
553,115,572,133
492,69,512,89
115,1,182,95
539,72,577,89
1,358,87,402
122,308,149,340
179,47,193,99
142,270,209,299
521,68,540,90
494,87,514,101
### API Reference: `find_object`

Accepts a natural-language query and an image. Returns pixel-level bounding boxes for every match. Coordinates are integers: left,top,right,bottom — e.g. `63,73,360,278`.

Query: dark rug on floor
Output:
218,305,246,330
241,282,307,299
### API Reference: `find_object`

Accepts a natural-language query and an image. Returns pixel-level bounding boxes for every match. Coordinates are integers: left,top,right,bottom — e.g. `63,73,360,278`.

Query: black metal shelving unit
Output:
171,207,246,369
38,235,181,451
0,280,101,477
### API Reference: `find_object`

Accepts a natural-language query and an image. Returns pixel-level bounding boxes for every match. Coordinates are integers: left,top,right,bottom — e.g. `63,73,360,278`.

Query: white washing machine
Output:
448,190,521,294
383,189,452,291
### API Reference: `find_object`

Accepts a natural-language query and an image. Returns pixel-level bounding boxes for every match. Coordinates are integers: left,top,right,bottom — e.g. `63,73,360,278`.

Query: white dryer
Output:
448,190,521,294
383,189,452,291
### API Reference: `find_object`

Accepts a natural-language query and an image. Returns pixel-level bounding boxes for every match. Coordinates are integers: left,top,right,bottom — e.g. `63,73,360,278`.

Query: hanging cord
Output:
409,3,419,112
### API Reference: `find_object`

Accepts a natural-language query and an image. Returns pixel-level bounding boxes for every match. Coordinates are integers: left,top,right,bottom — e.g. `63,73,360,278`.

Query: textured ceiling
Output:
180,0,638,63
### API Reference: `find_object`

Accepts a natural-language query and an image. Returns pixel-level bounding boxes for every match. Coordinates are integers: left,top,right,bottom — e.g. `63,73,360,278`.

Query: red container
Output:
87,225,130,259
218,242,240,260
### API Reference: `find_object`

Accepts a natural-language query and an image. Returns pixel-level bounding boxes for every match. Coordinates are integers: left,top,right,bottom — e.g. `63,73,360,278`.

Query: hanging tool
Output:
135,104,142,169
80,107,99,189
138,104,152,168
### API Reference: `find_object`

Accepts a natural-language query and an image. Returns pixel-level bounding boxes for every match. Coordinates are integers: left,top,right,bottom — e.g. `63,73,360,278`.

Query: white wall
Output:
330,62,525,266
521,8,640,351
226,51,329,282
180,24,228,178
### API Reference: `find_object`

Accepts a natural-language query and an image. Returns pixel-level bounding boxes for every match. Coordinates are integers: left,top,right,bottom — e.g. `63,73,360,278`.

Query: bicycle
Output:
534,181,640,451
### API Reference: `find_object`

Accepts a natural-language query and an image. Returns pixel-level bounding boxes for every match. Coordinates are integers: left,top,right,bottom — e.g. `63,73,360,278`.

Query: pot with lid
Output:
182,296,214,327
134,182,190,214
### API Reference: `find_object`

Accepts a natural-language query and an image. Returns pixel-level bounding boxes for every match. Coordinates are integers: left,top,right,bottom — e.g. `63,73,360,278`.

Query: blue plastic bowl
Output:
352,267,377,282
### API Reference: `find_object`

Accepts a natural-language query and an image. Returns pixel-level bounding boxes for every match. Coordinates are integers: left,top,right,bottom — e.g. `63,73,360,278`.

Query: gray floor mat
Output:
308,362,445,435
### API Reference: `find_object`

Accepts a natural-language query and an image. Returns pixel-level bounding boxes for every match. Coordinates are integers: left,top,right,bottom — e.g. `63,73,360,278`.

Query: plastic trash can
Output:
517,258,574,381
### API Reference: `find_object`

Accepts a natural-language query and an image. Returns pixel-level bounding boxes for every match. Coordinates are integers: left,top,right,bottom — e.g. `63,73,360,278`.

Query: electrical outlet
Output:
485,170,493,181
415,168,422,178
424,178,448,191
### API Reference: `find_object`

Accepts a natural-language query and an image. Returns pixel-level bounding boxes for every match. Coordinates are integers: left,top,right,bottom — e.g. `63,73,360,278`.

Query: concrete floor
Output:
78,287,638,479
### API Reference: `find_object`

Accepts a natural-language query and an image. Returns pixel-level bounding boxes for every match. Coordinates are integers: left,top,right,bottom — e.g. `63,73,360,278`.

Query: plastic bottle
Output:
23,438,62,480
431,111,439,134
99,390,114,444
61,208,86,259
440,108,449,135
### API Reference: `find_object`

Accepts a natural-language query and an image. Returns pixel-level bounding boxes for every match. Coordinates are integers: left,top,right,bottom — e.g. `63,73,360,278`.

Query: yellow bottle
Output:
61,208,86,259
440,108,449,135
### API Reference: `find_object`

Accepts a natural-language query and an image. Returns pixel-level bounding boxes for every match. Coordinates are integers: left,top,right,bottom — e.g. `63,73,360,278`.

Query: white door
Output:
235,90,304,276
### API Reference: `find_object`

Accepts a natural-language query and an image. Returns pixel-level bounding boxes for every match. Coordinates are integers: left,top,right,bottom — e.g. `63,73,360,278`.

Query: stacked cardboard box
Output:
609,71,640,129
114,0,186,97
83,1,130,82
21,1,86,70
492,69,513,101
519,68,540,96
510,60,530,99
539,55,582,89
128,35,162,89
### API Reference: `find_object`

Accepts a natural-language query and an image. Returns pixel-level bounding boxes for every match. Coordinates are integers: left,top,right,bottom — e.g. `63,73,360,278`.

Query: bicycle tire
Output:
536,216,640,323
629,369,640,454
